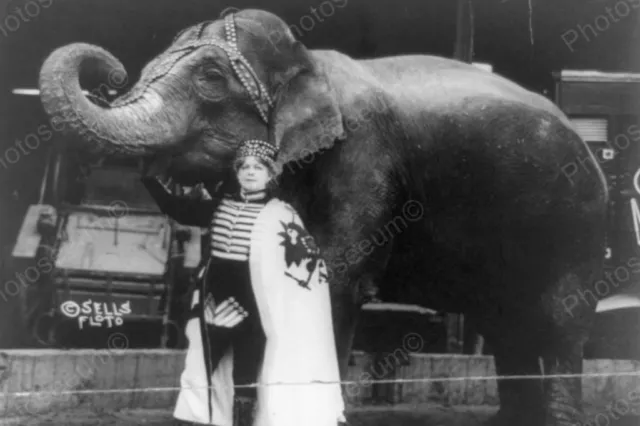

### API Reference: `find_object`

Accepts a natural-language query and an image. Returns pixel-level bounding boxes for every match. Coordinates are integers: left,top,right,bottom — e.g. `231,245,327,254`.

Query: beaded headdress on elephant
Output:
219,12,273,124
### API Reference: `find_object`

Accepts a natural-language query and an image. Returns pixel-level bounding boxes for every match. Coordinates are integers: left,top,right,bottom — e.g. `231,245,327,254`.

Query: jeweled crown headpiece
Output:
236,139,278,164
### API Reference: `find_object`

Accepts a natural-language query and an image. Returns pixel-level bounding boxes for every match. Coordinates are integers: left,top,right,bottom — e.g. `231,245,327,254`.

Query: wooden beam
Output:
2,349,639,417
450,1,476,354
454,0,475,63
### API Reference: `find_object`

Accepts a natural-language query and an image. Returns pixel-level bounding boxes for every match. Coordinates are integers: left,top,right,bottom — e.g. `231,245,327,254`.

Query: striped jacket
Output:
209,190,269,261
141,176,271,261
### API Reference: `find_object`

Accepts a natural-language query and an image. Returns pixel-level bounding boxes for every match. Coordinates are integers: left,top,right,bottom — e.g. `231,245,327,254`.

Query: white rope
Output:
8,370,640,397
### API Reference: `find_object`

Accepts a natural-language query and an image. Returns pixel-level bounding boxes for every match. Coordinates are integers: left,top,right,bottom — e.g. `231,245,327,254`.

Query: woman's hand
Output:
141,158,173,192
204,296,248,328
182,183,210,200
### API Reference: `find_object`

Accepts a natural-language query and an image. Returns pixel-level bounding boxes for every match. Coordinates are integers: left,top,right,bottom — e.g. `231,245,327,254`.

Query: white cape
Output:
173,199,346,426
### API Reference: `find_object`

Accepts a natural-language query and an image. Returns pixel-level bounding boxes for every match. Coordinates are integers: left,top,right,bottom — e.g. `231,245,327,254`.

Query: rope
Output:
8,370,640,397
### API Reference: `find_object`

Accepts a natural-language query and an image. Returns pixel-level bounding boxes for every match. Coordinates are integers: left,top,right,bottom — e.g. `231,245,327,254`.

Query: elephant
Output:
37,9,608,426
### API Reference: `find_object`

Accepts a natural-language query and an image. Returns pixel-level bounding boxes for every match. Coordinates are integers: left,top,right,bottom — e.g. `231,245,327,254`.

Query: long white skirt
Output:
173,314,236,425
174,198,347,426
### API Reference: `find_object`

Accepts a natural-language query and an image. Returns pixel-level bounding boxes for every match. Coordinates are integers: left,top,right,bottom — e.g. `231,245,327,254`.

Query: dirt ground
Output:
1,406,493,426
1,405,639,426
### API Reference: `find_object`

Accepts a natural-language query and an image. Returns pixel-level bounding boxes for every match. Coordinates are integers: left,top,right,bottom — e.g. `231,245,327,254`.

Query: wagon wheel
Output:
18,282,55,347
29,309,61,348
46,318,62,347
23,286,59,348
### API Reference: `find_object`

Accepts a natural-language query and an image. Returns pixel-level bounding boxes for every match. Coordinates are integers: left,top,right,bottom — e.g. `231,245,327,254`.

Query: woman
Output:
142,140,346,426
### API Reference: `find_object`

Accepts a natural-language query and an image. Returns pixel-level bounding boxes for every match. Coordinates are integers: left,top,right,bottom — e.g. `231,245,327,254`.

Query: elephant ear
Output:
269,42,346,174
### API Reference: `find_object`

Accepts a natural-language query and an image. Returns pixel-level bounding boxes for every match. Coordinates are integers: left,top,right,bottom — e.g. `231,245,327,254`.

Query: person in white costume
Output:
142,139,346,426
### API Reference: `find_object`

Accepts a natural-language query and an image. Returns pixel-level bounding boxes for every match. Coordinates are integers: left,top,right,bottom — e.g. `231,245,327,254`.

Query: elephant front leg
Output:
323,244,390,376
541,346,585,426
486,336,545,426
330,281,362,376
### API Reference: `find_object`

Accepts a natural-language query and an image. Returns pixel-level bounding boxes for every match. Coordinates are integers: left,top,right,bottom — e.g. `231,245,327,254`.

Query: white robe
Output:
173,199,346,426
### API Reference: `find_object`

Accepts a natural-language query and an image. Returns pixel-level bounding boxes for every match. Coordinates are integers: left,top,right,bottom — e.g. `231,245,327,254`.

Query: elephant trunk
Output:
38,43,191,156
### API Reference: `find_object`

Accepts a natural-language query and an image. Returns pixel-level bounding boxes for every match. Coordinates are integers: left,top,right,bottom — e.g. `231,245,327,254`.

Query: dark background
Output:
0,0,638,347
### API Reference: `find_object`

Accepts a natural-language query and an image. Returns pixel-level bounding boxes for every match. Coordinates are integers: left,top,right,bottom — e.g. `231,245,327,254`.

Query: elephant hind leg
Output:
541,346,584,426
484,331,545,426
538,269,596,426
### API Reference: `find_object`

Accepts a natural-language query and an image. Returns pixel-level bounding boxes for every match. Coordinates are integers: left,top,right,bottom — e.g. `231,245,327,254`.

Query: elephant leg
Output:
322,227,393,375
331,287,362,376
541,345,585,426
485,332,545,426
538,270,594,426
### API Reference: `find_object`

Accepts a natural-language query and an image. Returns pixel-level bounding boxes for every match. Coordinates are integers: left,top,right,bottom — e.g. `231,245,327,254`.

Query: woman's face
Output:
236,156,271,192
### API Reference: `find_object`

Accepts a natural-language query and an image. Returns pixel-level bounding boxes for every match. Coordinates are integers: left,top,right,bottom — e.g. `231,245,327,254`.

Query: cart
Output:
552,69,640,360
12,144,204,349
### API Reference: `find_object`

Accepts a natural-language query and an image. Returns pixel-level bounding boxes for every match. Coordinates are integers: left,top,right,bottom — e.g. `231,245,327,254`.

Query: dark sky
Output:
0,0,638,92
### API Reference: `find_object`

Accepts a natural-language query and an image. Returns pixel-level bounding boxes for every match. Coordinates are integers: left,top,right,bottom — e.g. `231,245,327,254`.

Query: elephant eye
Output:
201,66,223,80
192,63,227,102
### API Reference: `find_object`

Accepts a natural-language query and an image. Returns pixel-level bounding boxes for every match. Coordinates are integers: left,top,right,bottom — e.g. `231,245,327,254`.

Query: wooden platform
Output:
0,349,638,418
2,405,640,426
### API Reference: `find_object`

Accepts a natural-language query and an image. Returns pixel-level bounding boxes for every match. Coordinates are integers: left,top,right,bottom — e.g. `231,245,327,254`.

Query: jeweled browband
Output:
187,13,278,160
185,13,274,124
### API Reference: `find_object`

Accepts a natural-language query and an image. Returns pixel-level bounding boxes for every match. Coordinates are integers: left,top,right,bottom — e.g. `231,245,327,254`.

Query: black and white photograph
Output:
0,0,638,425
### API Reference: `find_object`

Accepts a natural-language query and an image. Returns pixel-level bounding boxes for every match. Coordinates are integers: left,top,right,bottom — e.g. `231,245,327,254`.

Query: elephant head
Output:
38,9,346,183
